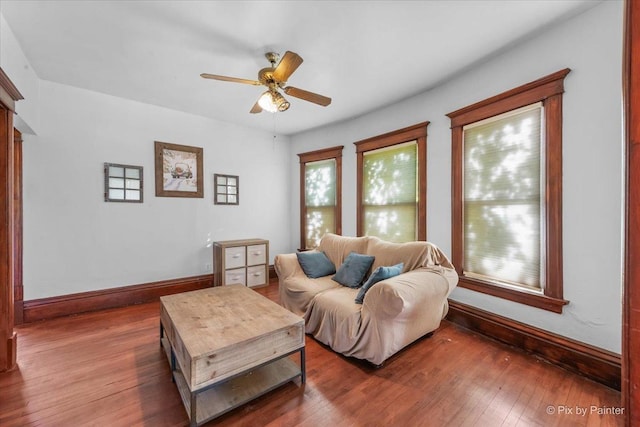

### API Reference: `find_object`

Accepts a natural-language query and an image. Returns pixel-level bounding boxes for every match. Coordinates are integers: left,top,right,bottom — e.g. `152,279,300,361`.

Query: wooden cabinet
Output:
213,239,269,288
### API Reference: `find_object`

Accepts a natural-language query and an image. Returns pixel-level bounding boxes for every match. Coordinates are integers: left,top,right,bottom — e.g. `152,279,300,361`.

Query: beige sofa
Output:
274,233,458,365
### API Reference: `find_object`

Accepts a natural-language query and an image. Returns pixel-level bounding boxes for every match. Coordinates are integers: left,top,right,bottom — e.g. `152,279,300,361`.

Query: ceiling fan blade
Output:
272,51,303,82
200,73,261,86
250,101,263,114
284,86,331,106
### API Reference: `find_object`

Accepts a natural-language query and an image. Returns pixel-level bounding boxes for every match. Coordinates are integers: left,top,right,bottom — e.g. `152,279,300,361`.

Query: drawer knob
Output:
232,254,241,258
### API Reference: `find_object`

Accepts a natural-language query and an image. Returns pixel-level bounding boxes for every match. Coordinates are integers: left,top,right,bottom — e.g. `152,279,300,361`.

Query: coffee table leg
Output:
170,348,176,383
301,347,306,384
190,392,197,427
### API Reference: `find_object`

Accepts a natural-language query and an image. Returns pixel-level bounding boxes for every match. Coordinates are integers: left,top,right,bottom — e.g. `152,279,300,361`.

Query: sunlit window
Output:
305,159,337,248
463,104,543,290
448,69,570,313
298,146,343,250
363,141,418,242
355,122,428,242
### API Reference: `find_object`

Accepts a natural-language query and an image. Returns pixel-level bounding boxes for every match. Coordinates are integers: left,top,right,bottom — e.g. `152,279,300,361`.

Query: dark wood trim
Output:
22,274,214,323
0,107,15,372
0,68,21,372
354,121,429,153
457,277,568,314
446,300,621,390
297,145,344,163
417,134,427,239
356,145,364,237
447,70,570,312
354,122,429,240
0,68,24,112
299,161,305,248
544,93,564,302
13,129,23,325
623,0,640,424
297,145,344,249
447,68,571,127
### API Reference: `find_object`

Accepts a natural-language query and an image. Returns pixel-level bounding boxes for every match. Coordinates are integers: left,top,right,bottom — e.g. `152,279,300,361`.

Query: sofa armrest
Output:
362,266,458,320
274,252,306,280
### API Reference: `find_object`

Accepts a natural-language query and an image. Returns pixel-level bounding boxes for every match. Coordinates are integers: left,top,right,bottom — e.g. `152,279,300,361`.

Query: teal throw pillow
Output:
355,263,404,304
296,251,336,278
332,252,375,288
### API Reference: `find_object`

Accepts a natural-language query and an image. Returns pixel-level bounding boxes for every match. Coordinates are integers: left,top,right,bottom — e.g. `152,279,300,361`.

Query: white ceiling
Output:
0,0,600,136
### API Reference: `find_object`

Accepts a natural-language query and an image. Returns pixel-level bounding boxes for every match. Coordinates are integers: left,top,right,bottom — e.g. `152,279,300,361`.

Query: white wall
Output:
22,80,291,300
289,1,623,353
0,13,40,134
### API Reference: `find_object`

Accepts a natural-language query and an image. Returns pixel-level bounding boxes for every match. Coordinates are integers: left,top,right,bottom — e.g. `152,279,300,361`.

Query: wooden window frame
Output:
354,122,428,241
447,69,571,313
298,145,343,250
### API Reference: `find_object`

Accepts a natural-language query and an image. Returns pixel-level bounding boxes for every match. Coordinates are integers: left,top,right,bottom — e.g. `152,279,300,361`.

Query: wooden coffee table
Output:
160,285,305,426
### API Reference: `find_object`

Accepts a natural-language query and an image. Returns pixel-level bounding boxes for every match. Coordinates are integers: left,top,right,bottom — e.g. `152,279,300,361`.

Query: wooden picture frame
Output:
154,141,203,198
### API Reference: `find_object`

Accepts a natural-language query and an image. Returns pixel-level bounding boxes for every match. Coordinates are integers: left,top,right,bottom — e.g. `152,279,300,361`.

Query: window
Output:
298,146,343,250
355,122,427,242
447,69,570,313
104,163,143,202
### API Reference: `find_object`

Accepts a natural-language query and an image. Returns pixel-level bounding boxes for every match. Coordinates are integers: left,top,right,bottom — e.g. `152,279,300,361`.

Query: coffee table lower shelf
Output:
162,337,304,426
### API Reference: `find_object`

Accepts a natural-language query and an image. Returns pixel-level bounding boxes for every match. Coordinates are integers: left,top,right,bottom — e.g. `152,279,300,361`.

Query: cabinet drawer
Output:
247,244,266,266
225,247,246,269
225,268,246,286
247,265,266,287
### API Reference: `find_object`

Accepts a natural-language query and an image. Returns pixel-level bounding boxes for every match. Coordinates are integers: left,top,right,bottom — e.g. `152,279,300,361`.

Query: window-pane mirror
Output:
214,173,239,205
104,163,143,203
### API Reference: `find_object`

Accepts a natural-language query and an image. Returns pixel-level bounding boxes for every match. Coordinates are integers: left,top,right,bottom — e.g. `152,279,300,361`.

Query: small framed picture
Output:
214,174,239,205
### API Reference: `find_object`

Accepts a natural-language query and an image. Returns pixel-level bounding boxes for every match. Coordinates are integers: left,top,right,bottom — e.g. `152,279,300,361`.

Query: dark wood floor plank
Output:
0,281,623,426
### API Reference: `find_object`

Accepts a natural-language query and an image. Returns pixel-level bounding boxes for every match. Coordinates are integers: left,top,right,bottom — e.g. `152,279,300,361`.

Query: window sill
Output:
457,276,569,314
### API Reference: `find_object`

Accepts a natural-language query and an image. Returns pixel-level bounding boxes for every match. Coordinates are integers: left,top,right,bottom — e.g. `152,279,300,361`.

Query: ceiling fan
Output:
201,51,331,114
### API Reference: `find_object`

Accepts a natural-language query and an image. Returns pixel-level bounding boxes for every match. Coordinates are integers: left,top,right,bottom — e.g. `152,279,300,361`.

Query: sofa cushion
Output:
332,252,375,288
355,263,404,304
296,251,336,278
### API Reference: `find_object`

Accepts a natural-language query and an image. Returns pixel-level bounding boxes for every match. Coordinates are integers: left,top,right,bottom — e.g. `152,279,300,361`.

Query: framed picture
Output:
154,141,203,198
214,174,239,205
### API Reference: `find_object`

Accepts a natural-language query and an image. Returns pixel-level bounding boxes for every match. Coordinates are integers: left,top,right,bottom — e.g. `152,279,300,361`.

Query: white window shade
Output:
463,104,544,290
305,159,336,249
362,141,417,243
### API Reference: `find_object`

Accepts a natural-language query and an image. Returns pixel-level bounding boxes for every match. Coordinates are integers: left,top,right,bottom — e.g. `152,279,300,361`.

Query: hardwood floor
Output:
0,281,623,426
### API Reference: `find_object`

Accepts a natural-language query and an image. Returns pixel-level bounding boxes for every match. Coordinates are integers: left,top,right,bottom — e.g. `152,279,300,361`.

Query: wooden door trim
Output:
623,0,640,424
0,67,23,372
13,129,23,325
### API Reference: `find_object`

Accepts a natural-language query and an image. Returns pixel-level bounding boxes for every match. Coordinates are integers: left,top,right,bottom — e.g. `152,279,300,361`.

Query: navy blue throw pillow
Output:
332,252,375,288
296,251,336,278
355,263,404,304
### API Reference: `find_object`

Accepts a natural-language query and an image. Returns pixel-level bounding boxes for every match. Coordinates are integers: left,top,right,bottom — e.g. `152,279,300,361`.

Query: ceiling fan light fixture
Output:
273,91,290,112
258,89,290,113
258,91,278,113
